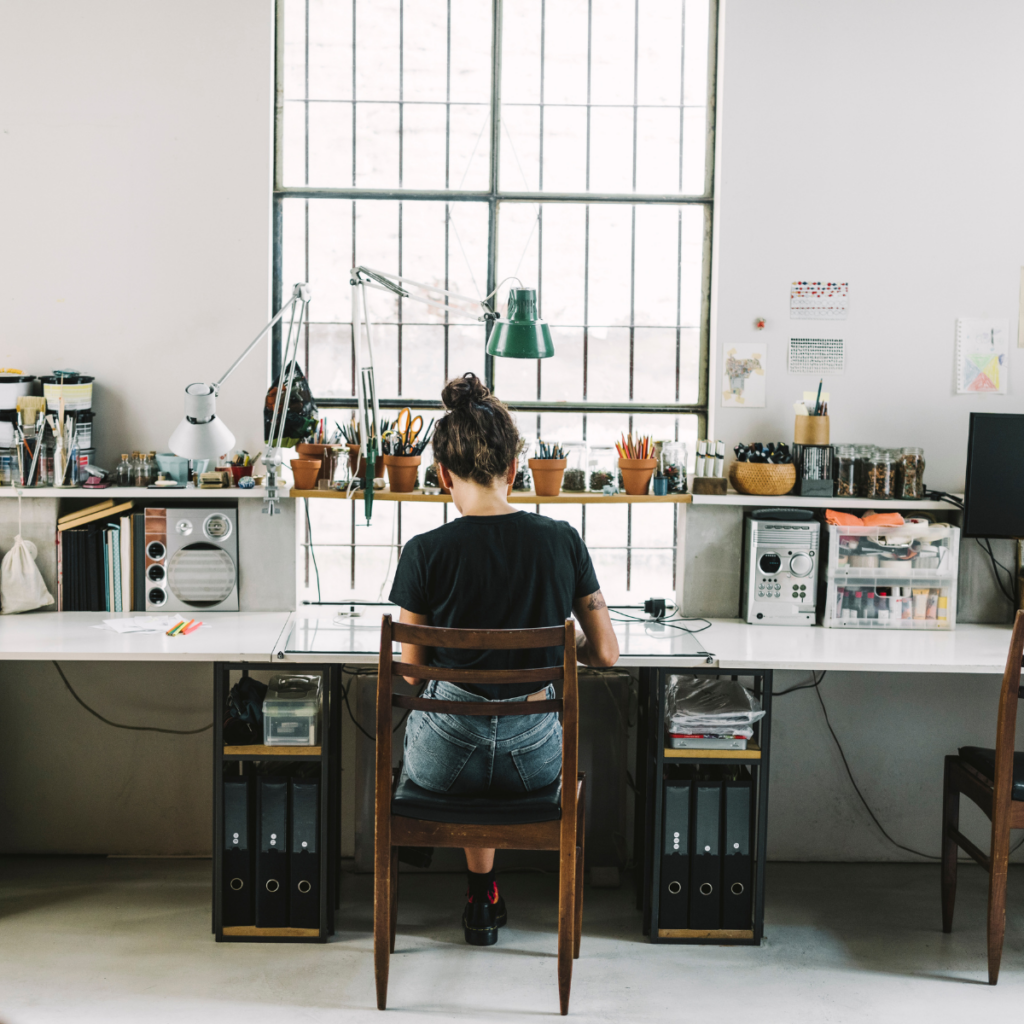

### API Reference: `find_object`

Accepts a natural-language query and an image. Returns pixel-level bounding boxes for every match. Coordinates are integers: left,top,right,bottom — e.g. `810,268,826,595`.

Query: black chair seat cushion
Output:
392,771,562,825
959,746,1024,801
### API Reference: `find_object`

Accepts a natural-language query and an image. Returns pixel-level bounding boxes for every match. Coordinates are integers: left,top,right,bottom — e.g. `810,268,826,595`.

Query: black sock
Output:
467,868,497,902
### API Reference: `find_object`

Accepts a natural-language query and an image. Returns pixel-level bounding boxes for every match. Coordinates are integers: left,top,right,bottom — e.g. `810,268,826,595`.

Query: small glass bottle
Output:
833,445,857,497
132,451,145,487
116,454,132,487
147,451,159,485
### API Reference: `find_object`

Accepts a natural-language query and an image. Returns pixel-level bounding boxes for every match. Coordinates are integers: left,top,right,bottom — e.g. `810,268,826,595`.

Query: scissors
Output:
395,407,423,453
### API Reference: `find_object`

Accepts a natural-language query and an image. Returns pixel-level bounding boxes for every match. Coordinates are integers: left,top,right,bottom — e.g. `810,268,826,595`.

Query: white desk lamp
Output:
349,266,552,522
168,282,311,515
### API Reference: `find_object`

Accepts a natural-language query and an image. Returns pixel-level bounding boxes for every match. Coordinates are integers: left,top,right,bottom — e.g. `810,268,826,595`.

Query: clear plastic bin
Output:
822,578,956,629
263,674,322,745
821,522,959,629
823,522,959,580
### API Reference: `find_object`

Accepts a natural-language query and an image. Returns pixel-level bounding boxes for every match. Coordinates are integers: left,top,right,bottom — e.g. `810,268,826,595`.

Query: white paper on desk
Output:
95,615,186,634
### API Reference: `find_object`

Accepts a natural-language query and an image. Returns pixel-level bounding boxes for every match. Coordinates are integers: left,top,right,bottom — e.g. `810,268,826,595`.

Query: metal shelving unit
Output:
212,662,342,943
636,667,773,945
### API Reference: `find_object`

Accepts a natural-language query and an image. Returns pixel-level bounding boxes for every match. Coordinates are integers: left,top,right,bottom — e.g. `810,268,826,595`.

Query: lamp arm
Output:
215,283,309,391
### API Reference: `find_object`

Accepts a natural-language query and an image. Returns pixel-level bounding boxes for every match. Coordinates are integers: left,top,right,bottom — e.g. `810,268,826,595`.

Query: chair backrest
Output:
375,615,578,813
992,610,1024,813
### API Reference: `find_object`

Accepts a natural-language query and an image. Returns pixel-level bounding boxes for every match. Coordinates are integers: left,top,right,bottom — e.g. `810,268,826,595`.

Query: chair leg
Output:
389,845,399,954
374,844,391,1010
557,828,576,1015
941,756,960,933
573,776,586,960
988,816,1012,984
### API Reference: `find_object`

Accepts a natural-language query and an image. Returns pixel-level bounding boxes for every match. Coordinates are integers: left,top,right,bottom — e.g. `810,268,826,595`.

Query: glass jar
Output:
116,454,132,487
866,449,896,499
560,444,587,492
585,446,617,492
832,445,857,497
854,446,876,495
147,451,159,485
659,441,688,494
897,446,925,499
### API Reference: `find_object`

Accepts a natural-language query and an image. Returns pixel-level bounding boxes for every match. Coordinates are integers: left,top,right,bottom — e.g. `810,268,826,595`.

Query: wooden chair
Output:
942,609,1024,984
374,615,585,1015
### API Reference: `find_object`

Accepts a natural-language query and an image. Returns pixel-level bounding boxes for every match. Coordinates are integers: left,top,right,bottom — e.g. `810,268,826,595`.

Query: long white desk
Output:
0,610,1011,674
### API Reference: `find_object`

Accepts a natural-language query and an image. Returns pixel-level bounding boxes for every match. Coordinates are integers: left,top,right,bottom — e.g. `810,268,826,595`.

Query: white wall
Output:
0,0,273,854
0,0,274,467
711,0,1024,490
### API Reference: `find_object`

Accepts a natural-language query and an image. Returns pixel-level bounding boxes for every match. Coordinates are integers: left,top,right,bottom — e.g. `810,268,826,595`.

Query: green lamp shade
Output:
486,288,554,359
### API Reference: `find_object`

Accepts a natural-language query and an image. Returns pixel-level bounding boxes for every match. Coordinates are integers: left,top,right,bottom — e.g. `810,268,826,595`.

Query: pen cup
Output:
794,415,829,445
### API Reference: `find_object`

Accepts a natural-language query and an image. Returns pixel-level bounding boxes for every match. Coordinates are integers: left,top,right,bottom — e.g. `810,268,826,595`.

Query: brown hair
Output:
431,373,524,486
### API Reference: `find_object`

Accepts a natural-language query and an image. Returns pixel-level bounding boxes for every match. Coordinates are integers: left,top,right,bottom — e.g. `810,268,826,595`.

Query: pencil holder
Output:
383,454,421,493
347,443,386,481
298,443,342,485
794,415,829,446
290,458,321,491
618,457,656,496
527,457,567,497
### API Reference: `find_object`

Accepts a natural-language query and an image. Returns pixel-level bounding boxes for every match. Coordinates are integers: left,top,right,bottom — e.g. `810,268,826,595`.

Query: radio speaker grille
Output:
167,547,236,606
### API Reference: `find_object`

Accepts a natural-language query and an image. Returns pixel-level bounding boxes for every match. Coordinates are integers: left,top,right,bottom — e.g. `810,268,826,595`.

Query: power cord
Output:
53,661,212,735
305,498,322,603
340,665,415,742
977,537,1016,605
778,670,1024,860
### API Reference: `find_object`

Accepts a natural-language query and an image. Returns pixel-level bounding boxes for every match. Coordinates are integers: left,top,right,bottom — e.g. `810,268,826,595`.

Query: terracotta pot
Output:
291,458,322,491
383,454,421,493
528,457,567,497
297,443,342,484
347,442,385,480
618,457,656,496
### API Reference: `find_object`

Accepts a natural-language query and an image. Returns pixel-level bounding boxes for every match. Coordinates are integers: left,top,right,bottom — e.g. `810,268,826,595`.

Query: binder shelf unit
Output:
213,663,342,943
637,668,773,945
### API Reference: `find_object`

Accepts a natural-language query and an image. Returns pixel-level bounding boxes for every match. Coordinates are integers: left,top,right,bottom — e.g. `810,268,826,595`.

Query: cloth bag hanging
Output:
0,494,54,614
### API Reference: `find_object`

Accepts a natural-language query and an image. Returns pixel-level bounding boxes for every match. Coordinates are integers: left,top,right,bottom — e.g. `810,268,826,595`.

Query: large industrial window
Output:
276,0,717,605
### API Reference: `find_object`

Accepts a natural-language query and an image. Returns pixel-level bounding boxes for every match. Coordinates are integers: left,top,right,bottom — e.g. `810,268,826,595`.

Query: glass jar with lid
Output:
560,443,587,492
854,445,876,495
659,441,688,494
833,445,858,497
896,446,925,499
866,449,896,499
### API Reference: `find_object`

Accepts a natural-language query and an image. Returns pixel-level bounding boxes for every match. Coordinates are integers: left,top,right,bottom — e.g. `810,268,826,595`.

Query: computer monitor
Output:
963,412,1024,538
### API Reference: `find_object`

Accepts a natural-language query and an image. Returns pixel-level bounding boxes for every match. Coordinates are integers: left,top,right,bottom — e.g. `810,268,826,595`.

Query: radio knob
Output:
789,552,813,577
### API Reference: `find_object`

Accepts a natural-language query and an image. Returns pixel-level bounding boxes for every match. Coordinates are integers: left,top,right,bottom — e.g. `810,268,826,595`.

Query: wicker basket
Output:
729,461,796,496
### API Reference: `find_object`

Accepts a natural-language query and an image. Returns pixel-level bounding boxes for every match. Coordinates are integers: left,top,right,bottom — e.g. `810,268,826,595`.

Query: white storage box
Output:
821,522,959,629
263,674,321,745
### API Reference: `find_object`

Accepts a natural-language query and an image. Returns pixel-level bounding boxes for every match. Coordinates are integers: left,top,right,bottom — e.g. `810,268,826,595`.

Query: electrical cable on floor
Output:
53,661,212,735
305,498,322,604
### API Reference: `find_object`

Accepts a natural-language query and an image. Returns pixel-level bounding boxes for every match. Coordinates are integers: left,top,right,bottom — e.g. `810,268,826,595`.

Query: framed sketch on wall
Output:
722,344,766,408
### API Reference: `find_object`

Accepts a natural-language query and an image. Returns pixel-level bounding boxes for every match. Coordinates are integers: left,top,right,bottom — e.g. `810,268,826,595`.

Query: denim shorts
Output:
402,679,563,796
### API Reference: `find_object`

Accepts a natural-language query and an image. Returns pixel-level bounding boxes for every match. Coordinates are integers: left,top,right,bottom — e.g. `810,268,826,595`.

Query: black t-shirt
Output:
388,510,601,698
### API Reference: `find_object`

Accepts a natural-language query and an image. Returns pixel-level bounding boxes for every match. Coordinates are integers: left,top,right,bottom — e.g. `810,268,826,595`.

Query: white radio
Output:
144,507,239,612
741,513,819,625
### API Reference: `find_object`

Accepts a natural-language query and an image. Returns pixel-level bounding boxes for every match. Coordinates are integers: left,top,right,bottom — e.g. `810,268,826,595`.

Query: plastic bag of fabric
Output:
264,361,318,448
664,675,764,733
1,535,54,614
222,672,268,745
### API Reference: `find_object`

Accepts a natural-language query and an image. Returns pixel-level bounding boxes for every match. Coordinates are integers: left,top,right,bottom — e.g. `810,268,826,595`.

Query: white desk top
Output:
0,610,1011,675
0,611,292,662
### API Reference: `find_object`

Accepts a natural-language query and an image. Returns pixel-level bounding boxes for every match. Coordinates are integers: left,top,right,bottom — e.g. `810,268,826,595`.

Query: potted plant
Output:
527,442,567,497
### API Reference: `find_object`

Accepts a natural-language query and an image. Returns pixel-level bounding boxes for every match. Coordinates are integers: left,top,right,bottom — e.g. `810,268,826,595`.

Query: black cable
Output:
775,670,826,696
607,608,713,635
339,666,417,742
305,498,322,603
53,661,212,735
978,537,1016,604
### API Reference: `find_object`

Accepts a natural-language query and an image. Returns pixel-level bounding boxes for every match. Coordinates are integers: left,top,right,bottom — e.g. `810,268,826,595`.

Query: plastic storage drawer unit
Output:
820,522,959,629
263,674,322,745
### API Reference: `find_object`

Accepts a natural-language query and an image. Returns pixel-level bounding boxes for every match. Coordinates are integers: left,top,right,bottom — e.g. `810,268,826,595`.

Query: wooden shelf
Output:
222,926,319,938
223,745,321,757
658,928,754,940
664,742,761,760
291,488,691,504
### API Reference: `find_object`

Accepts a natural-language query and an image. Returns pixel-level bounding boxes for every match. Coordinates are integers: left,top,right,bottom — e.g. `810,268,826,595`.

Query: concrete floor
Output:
2,859,1024,1023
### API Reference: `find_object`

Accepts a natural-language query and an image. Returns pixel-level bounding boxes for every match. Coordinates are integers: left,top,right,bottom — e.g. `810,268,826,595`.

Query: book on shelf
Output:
59,503,136,611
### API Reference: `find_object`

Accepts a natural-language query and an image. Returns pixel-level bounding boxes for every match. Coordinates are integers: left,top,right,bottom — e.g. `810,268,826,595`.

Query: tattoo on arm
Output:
586,591,606,611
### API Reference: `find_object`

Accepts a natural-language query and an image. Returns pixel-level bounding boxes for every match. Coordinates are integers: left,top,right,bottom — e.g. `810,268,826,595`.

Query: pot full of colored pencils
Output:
616,433,657,495
527,441,567,497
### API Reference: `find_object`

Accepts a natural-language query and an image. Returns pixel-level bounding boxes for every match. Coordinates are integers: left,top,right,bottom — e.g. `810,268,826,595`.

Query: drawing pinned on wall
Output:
722,344,765,407
790,281,849,319
956,318,1008,394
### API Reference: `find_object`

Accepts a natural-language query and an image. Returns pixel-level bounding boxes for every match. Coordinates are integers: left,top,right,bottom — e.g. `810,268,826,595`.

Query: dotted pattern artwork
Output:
790,281,849,319
788,337,845,375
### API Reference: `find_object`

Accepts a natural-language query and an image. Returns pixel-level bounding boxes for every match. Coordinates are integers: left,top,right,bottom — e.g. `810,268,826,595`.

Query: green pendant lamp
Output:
486,288,554,359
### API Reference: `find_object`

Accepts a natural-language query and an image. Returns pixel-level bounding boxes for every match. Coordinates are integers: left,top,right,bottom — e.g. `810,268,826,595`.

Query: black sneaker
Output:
462,888,507,946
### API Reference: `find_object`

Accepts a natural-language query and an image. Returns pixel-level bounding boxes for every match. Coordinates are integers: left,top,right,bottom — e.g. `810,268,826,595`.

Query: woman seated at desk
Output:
389,372,620,947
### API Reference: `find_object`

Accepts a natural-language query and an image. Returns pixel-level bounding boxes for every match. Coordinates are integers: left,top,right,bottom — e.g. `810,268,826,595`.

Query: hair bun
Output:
441,372,491,412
